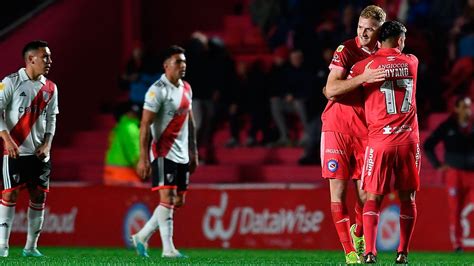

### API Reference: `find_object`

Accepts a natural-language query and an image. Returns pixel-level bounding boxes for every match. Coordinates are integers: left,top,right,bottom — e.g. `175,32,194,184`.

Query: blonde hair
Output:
360,5,386,24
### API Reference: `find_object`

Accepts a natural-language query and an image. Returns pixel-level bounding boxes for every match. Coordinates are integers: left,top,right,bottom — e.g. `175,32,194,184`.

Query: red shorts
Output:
444,168,474,196
361,142,421,195
320,131,367,180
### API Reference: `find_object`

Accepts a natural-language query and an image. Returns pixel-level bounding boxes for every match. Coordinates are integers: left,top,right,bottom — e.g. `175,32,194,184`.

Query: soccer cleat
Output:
350,224,365,257
364,252,377,264
162,249,188,259
345,251,361,264
22,248,44,257
130,234,149,258
0,246,8,257
395,252,408,264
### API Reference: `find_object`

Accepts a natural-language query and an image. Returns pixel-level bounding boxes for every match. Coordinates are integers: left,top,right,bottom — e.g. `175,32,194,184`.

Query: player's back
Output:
358,48,419,145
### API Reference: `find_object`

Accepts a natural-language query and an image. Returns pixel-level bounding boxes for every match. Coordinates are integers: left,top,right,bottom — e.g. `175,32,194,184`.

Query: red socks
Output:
354,202,364,237
363,200,381,255
331,202,355,254
398,200,417,254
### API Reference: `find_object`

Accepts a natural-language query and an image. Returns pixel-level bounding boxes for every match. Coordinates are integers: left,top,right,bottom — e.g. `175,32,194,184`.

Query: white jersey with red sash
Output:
0,68,59,160
143,74,192,164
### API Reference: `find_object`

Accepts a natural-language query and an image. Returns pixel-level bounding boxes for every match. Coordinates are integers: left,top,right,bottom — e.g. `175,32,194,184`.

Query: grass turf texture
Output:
1,247,473,265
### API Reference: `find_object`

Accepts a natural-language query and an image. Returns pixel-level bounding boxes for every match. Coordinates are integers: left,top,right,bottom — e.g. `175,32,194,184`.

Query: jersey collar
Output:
375,48,402,56
355,37,380,55
161,74,183,89
19,68,47,85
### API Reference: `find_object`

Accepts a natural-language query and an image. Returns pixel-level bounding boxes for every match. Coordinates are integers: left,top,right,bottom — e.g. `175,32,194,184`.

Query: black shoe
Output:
395,252,408,264
454,247,464,253
364,252,377,264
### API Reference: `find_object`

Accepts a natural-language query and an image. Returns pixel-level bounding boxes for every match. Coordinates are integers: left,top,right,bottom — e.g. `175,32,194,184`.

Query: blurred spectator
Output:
270,49,312,146
423,95,474,252
298,47,333,165
104,102,141,185
225,61,247,147
119,43,161,106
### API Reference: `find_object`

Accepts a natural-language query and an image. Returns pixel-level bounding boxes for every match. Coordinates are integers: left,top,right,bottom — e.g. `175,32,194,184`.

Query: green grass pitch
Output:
1,247,473,265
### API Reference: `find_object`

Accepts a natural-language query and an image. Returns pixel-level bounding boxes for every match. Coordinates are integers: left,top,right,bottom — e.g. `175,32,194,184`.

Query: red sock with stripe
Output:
363,200,381,256
398,200,417,254
354,202,364,237
331,202,355,254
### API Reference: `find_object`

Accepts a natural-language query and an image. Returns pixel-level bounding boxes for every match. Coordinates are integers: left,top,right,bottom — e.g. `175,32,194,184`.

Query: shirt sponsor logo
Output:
327,159,339,173
382,125,412,135
366,148,375,176
19,91,26,96
325,148,344,155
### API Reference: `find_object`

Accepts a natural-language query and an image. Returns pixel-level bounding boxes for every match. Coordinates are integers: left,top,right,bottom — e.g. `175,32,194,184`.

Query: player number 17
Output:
379,78,413,114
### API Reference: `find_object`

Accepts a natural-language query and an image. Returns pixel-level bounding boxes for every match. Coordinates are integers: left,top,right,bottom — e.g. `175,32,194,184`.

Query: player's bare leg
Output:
363,193,383,263
329,179,360,264
0,190,20,257
351,180,366,257
22,187,46,257
396,190,416,264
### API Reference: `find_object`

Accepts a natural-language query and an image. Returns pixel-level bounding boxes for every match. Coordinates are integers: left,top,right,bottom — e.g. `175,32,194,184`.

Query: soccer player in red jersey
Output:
349,21,420,264
321,5,386,264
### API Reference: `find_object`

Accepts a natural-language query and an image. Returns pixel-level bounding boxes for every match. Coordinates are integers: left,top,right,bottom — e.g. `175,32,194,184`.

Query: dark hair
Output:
379,21,407,42
163,45,185,62
22,40,48,59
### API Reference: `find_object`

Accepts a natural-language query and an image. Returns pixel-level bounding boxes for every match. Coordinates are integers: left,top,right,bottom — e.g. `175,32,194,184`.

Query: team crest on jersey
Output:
327,159,339,173
336,45,345,52
0,83,4,91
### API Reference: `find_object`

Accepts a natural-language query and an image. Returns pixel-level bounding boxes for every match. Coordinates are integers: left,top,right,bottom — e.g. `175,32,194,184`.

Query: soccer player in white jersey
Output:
132,45,198,258
0,40,59,257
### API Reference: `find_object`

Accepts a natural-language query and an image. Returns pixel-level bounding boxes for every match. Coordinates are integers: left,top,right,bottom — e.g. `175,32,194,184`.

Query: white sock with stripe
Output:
0,200,16,248
136,205,160,243
24,201,45,250
157,203,176,254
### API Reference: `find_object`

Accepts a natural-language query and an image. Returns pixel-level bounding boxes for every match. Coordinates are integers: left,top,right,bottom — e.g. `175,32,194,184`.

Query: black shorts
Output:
151,157,189,193
1,155,51,192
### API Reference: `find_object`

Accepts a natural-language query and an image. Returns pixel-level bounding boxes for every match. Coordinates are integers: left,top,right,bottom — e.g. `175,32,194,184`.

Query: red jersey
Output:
350,48,419,145
321,37,378,138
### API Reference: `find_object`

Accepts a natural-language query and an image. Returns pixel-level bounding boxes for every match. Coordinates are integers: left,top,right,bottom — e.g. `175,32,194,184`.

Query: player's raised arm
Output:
137,109,155,179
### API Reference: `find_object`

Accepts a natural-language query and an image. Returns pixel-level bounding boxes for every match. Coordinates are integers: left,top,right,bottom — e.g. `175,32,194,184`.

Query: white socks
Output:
24,202,45,250
0,200,16,248
157,203,176,254
136,205,160,242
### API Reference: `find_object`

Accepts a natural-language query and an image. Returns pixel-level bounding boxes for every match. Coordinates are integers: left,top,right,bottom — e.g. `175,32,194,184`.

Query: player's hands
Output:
136,158,152,180
189,152,199,174
322,86,337,101
362,60,385,84
3,137,19,159
35,143,50,160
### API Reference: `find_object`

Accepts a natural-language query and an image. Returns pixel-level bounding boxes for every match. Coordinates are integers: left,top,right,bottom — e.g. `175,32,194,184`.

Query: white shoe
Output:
162,249,188,259
0,246,8,257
